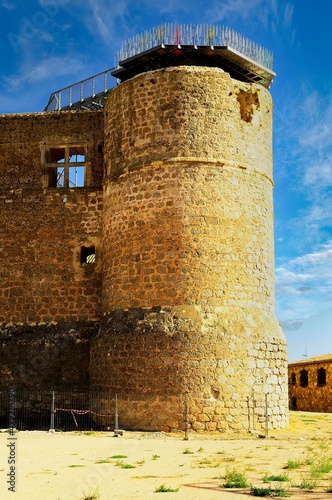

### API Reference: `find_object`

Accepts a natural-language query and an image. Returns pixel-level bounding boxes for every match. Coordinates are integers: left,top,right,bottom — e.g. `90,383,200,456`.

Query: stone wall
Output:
288,359,332,412
0,111,103,390
0,111,103,325
90,66,288,432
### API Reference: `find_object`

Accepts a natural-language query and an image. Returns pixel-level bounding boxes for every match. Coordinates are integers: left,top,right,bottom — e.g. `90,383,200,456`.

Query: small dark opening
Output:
291,397,297,410
317,368,326,386
80,246,95,265
300,369,308,387
291,372,296,385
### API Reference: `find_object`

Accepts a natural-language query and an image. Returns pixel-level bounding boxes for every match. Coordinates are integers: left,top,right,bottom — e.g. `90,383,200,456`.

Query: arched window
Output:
291,397,297,410
317,368,326,386
300,369,308,387
291,372,296,385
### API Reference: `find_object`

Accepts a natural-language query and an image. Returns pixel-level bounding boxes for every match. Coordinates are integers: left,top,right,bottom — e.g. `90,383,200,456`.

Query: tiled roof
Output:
289,353,332,365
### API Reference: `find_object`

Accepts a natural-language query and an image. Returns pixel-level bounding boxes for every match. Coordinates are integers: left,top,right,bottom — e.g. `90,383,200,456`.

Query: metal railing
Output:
0,390,115,431
44,23,273,112
44,67,116,112
115,23,273,70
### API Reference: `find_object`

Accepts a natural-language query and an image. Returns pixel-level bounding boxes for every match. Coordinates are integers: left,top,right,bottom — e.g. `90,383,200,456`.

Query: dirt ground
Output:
1,411,332,500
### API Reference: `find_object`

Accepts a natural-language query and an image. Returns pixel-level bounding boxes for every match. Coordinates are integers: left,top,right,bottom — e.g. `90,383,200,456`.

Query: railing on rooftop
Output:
44,23,273,112
44,67,116,112
114,23,273,70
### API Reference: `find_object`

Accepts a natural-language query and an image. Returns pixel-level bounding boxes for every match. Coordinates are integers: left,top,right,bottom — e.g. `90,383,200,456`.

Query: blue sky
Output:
1,0,331,361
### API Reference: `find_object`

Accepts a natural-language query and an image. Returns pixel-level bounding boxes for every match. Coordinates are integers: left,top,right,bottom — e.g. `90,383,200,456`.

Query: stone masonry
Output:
288,354,332,413
91,66,288,431
0,65,288,431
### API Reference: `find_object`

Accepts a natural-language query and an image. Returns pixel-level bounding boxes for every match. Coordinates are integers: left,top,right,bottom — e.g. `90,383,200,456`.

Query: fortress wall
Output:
90,67,288,432
0,111,104,325
0,111,104,390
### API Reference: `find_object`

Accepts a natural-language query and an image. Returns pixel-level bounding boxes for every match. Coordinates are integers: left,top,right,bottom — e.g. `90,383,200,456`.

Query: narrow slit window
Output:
317,368,326,386
291,372,296,385
81,246,95,265
300,369,308,387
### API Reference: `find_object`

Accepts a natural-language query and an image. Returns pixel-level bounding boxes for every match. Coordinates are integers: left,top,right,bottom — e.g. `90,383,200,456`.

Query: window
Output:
81,246,95,265
291,397,297,410
317,368,326,386
46,145,86,188
300,369,308,387
291,372,296,385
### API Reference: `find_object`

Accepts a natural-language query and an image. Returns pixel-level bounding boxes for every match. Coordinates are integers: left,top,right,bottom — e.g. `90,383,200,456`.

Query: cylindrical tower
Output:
90,65,288,431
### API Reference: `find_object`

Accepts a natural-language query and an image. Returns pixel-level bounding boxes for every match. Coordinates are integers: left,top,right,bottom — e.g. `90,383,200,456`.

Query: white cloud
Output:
206,0,293,34
276,241,332,327
3,55,85,90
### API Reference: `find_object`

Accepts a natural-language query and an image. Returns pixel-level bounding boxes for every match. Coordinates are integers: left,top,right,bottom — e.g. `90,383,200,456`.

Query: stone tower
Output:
90,26,288,432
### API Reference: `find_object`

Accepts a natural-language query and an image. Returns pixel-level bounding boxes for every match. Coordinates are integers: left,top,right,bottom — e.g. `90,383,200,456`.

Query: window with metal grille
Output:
46,145,86,188
80,246,95,265
317,368,326,386
300,369,308,387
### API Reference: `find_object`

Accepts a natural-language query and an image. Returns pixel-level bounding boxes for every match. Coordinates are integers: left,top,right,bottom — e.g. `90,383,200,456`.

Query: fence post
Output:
113,394,123,437
49,391,55,432
184,392,189,440
265,393,269,438
247,396,250,432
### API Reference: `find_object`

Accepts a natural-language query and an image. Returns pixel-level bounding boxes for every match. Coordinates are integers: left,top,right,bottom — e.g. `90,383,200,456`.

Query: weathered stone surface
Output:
0,66,288,432
90,66,288,431
288,358,332,412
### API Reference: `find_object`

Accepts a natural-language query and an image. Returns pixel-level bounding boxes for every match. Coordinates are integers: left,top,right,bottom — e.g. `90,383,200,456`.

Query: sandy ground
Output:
1,411,332,500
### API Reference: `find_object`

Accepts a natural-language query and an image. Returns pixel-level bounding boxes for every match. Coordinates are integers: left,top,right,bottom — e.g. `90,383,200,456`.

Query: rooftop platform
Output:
112,43,275,88
112,24,275,88
44,24,275,112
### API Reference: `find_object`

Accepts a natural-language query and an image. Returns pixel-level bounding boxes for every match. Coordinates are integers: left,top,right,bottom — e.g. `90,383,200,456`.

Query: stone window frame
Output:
42,143,89,189
299,369,308,388
317,367,326,387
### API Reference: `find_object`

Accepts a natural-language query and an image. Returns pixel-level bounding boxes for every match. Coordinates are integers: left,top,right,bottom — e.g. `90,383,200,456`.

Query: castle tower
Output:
90,25,288,432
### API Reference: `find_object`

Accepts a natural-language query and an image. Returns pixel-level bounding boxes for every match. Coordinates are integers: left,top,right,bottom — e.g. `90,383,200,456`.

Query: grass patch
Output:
133,475,159,479
262,474,289,483
115,460,136,469
223,467,249,488
81,487,100,500
68,464,85,468
297,476,318,490
183,448,194,455
154,483,179,492
110,454,127,459
282,459,301,470
251,486,290,497
194,458,221,468
152,454,160,460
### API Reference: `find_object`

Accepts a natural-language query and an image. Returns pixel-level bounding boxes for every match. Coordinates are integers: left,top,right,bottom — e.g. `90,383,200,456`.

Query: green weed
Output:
81,486,100,500
183,448,194,454
282,459,301,470
154,483,179,492
223,467,249,488
262,474,289,483
115,460,136,469
251,486,290,497
297,476,318,490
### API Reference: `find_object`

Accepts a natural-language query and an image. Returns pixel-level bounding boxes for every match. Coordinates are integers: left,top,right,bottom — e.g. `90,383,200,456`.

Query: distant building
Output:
288,354,332,412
